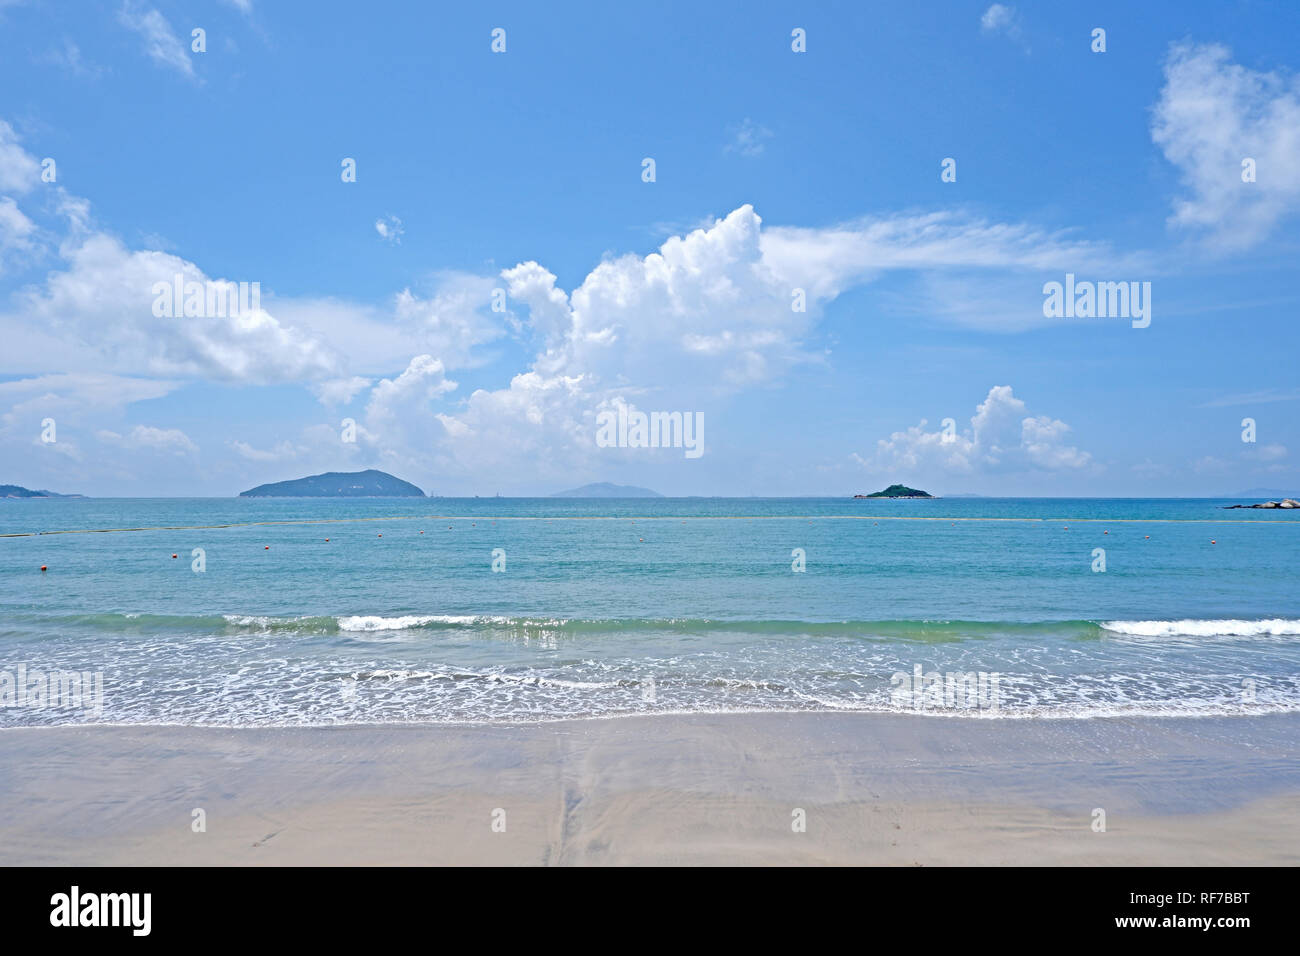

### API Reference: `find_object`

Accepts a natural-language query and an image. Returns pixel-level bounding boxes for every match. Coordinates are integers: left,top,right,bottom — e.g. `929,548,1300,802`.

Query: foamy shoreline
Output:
1,712,1297,865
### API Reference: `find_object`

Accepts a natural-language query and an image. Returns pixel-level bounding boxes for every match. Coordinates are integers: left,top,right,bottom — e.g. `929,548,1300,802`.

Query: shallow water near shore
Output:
2,497,1298,725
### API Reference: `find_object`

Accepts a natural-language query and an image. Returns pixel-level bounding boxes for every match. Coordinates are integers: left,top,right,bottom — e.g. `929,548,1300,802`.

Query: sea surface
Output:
1,497,1298,725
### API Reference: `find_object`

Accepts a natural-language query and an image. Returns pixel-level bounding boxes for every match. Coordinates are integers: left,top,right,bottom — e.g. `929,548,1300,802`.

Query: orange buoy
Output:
40,565,47,571
1144,535,1149,539
264,546,269,550
325,538,330,542
420,531,424,534
1211,539,1217,544
171,554,178,559
639,537,644,542
378,534,382,537
1103,531,1109,535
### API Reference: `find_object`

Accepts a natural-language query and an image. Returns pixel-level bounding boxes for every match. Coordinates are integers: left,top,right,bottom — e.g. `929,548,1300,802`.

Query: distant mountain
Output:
1,484,82,498
551,482,663,498
855,484,935,499
239,469,425,497
1229,488,1300,499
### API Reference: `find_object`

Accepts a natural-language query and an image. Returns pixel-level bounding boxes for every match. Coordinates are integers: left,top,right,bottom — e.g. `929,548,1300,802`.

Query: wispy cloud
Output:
1152,42,1300,252
980,4,1015,33
117,2,197,80
41,38,104,78
375,215,404,244
1197,388,1300,408
980,4,1028,52
725,118,773,157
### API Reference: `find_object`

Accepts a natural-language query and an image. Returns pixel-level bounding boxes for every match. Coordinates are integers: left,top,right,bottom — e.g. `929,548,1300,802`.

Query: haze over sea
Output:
2,497,1298,726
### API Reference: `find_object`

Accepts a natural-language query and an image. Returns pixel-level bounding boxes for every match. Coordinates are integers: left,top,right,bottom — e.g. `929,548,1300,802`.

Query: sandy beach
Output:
2,712,1297,866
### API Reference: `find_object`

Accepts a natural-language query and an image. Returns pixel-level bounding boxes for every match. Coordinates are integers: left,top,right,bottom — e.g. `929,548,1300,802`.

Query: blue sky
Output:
1,0,1298,496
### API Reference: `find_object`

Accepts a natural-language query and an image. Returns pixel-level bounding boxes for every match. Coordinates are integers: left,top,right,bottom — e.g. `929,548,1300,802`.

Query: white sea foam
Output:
1101,619,1300,638
337,615,466,631
335,614,570,631
222,614,278,628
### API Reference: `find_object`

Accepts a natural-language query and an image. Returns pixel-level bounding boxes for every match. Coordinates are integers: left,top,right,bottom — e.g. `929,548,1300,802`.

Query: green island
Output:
1,484,82,498
854,484,935,499
239,469,425,498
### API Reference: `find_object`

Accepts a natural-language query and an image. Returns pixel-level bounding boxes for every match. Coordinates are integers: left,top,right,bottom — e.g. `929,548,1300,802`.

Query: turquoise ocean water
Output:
2,497,1298,725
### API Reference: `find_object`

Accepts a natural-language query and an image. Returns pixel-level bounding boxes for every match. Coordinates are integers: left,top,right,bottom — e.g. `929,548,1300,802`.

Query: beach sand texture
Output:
2,713,1297,865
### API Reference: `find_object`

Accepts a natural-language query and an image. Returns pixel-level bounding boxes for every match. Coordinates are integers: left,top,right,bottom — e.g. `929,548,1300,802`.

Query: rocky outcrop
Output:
1224,499,1300,509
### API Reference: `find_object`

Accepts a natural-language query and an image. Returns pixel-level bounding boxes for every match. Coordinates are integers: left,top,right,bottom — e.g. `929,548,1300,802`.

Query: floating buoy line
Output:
1,513,1295,539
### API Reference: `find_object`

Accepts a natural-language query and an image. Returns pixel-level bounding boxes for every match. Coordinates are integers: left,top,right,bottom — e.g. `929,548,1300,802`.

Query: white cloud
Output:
759,210,1121,303
250,274,507,379
375,215,403,244
531,205,817,388
117,2,196,79
980,4,1015,33
10,233,341,382
0,120,501,383
853,386,1092,477
0,120,41,194
1152,42,1300,251
399,206,1128,481
392,274,506,366
500,261,570,347
363,354,458,444
0,92,1183,492
311,376,372,406
979,4,1028,52
0,374,179,436
366,355,457,413
0,197,37,270
977,4,1008,32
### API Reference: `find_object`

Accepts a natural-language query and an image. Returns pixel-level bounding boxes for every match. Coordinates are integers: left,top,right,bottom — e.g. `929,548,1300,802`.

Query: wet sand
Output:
1,713,1297,865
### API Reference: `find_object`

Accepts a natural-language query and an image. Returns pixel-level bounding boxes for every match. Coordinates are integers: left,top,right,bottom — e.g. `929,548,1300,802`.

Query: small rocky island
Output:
854,484,935,499
239,469,425,498
1224,498,1299,509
